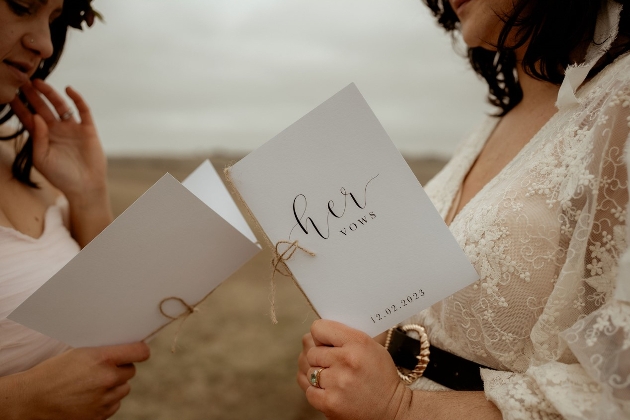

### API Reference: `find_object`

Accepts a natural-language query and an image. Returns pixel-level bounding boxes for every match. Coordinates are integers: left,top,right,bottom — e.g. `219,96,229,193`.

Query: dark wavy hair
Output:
423,0,630,116
0,0,100,187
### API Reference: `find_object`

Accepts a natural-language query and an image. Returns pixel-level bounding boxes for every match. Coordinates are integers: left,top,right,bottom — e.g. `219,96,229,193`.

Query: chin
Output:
460,28,485,49
461,33,482,49
460,24,501,50
458,8,505,50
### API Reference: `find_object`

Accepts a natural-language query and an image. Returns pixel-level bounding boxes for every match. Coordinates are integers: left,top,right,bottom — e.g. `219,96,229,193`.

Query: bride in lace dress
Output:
297,0,630,419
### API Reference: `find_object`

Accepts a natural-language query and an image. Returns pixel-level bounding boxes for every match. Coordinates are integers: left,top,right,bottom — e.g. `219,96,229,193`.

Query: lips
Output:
3,59,35,84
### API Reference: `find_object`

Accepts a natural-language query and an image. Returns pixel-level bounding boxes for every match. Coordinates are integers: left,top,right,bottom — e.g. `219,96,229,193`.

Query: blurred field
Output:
107,154,446,420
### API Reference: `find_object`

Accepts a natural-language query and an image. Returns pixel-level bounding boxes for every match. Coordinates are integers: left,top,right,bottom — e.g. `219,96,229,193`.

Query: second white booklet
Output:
228,83,479,336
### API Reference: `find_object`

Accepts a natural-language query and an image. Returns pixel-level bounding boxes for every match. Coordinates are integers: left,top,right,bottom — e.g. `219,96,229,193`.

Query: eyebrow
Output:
36,0,64,14
36,0,62,8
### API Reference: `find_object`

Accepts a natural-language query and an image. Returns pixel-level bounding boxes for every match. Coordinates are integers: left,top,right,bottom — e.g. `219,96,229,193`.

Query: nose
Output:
23,22,54,60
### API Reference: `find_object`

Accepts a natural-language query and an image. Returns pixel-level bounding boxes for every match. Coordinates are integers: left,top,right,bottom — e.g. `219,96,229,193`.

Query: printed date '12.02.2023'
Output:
371,289,425,324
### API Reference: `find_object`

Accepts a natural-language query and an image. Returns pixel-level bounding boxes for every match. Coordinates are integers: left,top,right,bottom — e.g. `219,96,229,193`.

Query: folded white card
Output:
9,160,260,347
228,83,478,336
182,160,258,244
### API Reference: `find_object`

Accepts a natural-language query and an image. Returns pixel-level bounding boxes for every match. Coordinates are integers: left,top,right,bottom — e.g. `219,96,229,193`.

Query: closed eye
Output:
6,0,34,16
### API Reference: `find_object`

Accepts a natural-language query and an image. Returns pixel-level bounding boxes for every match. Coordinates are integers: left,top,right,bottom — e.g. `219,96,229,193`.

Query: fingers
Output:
297,357,311,392
20,82,56,122
306,367,328,389
115,342,151,365
113,363,137,386
9,96,34,132
101,342,151,366
65,85,94,126
19,80,92,126
304,384,326,413
299,321,371,392
100,401,122,420
297,349,319,391
298,364,330,392
305,345,338,369
297,369,310,392
32,79,75,122
298,321,405,419
299,333,315,371
298,351,310,376
298,331,344,393
302,332,315,350
31,114,50,164
10,81,95,147
311,319,370,348
105,382,131,404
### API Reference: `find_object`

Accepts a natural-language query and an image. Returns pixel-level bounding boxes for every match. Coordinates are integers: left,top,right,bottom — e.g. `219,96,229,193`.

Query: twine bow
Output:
158,297,199,353
222,167,317,323
270,240,315,324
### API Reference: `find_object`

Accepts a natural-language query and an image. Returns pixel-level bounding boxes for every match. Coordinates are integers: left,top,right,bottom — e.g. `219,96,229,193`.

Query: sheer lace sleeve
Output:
481,65,630,420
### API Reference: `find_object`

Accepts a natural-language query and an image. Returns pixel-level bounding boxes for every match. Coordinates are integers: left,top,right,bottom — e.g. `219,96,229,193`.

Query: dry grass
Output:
107,154,445,420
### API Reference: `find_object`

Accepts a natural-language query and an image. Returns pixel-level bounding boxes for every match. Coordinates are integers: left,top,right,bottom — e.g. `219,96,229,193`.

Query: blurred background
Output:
46,1,489,419
48,0,487,157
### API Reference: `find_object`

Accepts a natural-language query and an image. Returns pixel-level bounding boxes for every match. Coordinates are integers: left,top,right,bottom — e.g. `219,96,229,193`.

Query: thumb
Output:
31,113,49,166
102,342,151,366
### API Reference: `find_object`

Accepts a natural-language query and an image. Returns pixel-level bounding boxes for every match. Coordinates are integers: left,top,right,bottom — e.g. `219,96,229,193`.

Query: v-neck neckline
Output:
0,196,65,242
444,50,630,228
442,51,630,227
445,106,562,227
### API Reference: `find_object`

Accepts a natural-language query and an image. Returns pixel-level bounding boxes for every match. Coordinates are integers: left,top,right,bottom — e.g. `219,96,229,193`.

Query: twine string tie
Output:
269,240,315,324
159,297,199,353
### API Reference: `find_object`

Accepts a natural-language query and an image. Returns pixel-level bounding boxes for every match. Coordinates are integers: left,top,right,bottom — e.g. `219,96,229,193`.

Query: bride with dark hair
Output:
297,0,630,418
0,1,149,419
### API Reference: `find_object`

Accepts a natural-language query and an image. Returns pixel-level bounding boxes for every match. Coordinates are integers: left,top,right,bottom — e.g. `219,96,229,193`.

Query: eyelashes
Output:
5,0,63,25
5,0,33,16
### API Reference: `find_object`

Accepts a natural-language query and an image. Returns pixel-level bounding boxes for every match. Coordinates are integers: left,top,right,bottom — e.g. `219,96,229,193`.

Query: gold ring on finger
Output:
309,367,325,389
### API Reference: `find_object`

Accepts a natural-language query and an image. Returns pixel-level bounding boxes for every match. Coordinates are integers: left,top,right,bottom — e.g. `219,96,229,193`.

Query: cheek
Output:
0,30,16,59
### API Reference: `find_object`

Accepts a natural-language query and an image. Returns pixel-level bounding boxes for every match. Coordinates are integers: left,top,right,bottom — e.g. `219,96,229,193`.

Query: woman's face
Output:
449,0,516,49
0,0,63,103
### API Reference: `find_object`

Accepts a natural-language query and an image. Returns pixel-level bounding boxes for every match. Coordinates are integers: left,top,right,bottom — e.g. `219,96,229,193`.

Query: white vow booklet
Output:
228,84,478,337
9,160,260,347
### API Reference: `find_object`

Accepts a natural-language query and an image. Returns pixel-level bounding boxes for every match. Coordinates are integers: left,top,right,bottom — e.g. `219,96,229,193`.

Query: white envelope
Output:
228,83,479,337
9,160,260,347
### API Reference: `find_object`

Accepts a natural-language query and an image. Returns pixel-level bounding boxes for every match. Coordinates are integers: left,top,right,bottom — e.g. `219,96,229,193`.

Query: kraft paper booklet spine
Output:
223,167,321,320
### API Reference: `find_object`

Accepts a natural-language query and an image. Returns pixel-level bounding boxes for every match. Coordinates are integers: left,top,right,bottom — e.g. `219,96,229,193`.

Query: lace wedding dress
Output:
405,51,630,419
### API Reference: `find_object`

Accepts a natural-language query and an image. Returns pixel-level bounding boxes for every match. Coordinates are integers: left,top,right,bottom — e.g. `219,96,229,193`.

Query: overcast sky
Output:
47,0,489,157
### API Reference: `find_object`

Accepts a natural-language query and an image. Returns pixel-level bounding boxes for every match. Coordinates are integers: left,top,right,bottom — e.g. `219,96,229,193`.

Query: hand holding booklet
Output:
227,83,479,336
9,161,260,348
